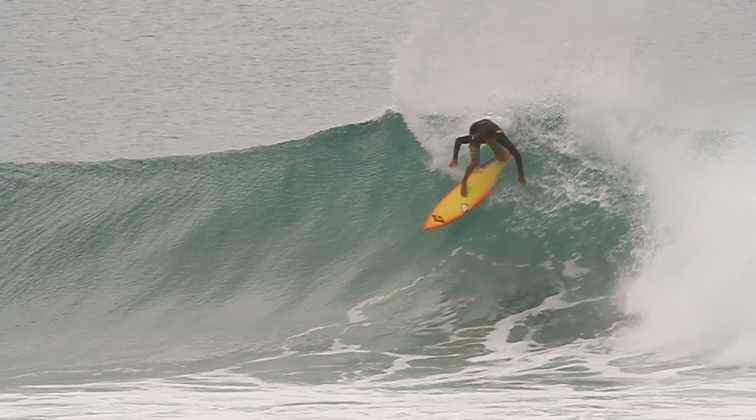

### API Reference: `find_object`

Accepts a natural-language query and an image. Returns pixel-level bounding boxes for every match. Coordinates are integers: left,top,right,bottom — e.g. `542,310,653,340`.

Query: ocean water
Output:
3,1,756,419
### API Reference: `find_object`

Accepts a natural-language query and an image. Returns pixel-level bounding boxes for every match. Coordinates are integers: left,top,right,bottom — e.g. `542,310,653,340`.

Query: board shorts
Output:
469,142,506,160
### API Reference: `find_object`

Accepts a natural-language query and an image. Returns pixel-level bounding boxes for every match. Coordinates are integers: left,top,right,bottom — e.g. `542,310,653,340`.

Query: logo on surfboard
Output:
461,203,471,213
431,214,445,223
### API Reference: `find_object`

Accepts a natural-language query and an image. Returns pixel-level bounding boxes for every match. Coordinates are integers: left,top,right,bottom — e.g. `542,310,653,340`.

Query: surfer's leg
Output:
487,138,509,161
461,146,480,197
468,144,481,162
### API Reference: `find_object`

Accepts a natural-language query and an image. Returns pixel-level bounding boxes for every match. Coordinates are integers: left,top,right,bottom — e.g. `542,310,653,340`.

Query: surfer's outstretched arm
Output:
449,135,472,168
496,134,524,176
497,135,527,187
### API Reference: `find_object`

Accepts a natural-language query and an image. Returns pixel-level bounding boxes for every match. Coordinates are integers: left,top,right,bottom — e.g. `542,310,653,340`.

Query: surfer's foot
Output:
460,184,468,197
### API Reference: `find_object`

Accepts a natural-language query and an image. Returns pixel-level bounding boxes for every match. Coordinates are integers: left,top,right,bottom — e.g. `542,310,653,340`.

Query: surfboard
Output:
423,154,509,230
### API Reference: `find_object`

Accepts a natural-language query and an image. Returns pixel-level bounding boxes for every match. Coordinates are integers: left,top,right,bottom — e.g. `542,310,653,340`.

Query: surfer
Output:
449,119,526,197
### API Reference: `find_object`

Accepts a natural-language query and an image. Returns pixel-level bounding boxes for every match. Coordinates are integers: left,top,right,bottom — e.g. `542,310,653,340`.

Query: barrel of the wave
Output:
423,153,510,230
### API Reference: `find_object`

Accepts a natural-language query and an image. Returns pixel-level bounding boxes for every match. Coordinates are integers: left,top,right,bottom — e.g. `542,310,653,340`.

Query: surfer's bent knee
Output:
493,143,507,161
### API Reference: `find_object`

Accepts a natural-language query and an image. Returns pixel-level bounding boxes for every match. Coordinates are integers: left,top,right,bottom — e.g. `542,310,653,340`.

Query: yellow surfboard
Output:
423,154,510,230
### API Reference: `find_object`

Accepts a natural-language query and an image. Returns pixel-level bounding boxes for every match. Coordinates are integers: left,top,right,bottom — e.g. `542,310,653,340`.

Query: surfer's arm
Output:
507,144,525,177
452,135,471,160
499,136,524,177
499,135,526,186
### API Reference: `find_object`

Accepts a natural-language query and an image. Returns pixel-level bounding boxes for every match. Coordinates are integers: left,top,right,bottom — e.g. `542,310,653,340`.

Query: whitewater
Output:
3,1,756,419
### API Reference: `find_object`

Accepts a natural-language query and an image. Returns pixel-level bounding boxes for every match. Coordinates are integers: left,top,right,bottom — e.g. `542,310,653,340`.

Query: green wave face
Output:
0,112,640,383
